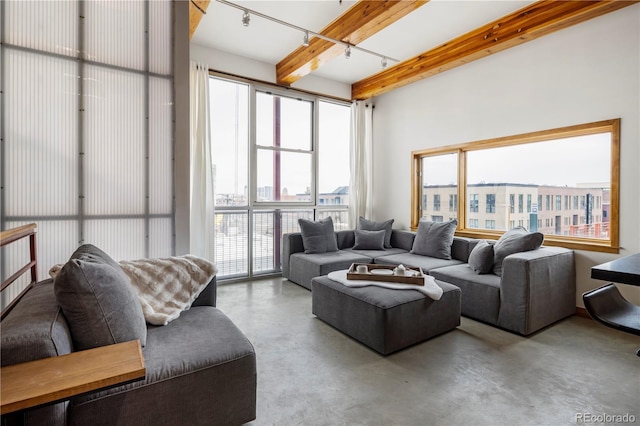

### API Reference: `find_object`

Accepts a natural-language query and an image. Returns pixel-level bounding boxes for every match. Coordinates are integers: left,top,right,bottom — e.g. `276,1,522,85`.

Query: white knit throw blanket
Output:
119,255,217,325
327,270,443,300
49,255,217,326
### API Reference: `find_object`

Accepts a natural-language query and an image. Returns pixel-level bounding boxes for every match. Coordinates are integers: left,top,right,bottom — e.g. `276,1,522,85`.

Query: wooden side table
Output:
1,340,145,415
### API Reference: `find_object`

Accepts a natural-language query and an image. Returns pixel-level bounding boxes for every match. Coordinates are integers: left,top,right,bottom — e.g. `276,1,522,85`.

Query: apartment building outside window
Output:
485,220,496,230
509,194,515,214
449,194,458,212
556,195,562,211
527,194,532,213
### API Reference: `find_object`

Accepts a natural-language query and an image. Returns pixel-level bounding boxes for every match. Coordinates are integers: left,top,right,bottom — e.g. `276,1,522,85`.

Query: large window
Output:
2,1,174,305
412,119,620,253
210,76,351,279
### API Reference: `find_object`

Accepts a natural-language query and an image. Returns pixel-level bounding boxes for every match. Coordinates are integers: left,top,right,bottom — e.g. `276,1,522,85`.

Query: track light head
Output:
381,57,388,69
242,10,250,27
303,31,309,47
344,45,351,59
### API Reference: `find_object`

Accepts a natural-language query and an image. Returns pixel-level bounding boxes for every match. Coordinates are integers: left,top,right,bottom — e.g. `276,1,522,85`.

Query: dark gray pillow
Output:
359,216,394,248
468,240,495,274
353,229,386,250
298,217,338,254
492,227,544,276
410,219,458,259
54,244,147,351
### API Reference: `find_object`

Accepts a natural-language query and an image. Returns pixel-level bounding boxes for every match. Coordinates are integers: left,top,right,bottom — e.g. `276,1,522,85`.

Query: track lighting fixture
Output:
217,0,399,65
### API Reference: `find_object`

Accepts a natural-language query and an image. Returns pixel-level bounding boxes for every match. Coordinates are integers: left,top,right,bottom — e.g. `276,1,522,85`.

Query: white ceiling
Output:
192,0,537,85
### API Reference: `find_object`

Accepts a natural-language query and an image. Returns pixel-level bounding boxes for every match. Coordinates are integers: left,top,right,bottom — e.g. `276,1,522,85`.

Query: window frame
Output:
252,86,318,208
411,119,620,253
209,72,352,279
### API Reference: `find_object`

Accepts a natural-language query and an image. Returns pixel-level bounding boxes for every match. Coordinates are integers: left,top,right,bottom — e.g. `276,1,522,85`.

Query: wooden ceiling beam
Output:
276,0,428,86
189,0,211,40
351,0,638,100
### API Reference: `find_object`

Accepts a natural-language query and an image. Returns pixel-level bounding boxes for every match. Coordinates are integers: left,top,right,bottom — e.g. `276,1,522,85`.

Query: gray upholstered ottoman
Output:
311,276,461,355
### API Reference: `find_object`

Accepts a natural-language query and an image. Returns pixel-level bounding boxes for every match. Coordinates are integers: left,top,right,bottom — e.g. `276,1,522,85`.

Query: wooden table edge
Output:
1,340,145,415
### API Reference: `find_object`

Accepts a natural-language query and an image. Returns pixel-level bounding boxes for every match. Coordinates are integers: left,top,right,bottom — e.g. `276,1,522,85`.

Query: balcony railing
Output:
214,208,348,279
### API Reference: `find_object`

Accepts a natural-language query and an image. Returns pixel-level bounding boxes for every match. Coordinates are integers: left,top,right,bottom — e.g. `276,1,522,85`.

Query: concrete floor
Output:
218,277,640,426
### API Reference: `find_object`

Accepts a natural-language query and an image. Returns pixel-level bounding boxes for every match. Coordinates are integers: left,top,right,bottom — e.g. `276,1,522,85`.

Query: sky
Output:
424,133,611,187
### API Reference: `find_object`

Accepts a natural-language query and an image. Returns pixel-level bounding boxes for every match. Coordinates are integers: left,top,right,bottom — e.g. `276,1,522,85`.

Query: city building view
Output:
421,183,609,239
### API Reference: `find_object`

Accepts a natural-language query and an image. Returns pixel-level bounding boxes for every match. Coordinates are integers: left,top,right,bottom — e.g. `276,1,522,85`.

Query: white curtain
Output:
189,61,215,260
348,101,374,228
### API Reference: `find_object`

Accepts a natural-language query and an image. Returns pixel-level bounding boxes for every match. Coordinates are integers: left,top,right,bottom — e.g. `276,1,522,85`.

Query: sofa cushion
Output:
353,229,385,250
410,219,458,260
289,251,372,290
429,264,502,325
345,247,408,261
298,217,338,254
468,240,494,274
54,244,147,350
374,252,463,273
492,227,544,276
359,217,394,248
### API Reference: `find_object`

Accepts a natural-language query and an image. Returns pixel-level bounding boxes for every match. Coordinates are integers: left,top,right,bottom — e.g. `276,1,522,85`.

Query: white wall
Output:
372,6,640,307
190,44,352,100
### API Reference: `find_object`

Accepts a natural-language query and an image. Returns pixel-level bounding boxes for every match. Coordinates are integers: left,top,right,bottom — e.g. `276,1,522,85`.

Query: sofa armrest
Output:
192,276,217,307
282,232,305,278
497,247,576,335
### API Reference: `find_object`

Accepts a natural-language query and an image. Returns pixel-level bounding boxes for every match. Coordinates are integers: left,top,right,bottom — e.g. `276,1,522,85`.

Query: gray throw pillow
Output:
353,229,386,250
54,244,147,351
468,240,495,274
492,227,544,276
410,219,458,260
298,217,338,254
359,217,394,248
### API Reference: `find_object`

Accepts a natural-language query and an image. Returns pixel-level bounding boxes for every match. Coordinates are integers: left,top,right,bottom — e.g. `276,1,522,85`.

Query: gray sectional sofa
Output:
1,247,257,426
282,229,576,335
